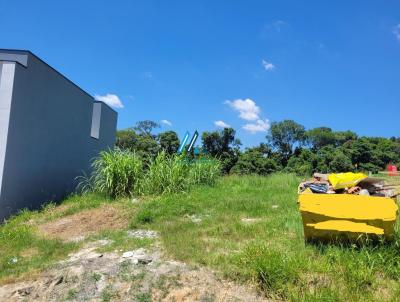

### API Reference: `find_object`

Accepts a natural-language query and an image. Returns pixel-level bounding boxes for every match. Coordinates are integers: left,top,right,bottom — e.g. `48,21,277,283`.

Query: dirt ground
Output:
1,205,267,301
37,205,129,242
0,239,266,302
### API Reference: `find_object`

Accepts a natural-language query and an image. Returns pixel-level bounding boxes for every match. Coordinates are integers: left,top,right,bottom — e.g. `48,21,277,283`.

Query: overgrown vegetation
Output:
0,174,399,301
81,149,221,198
1,119,399,300
92,149,143,198
131,174,400,301
117,120,400,176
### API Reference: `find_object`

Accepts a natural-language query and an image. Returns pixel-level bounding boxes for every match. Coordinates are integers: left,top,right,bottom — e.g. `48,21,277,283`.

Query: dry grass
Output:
37,204,130,242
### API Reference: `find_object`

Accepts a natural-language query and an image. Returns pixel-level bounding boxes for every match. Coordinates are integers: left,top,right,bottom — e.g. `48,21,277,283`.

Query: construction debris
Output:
298,172,399,242
299,172,399,198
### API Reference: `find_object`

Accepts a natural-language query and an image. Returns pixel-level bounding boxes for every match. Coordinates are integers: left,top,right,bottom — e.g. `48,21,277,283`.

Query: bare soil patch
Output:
0,240,266,302
37,205,128,242
161,268,265,302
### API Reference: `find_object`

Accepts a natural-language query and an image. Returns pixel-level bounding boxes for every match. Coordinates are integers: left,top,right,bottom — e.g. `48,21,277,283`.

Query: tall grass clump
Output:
143,152,221,195
188,157,221,186
91,149,143,198
143,152,190,195
81,149,221,198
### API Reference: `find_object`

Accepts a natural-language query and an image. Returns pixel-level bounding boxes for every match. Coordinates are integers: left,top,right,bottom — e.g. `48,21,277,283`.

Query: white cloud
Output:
393,24,400,41
262,59,275,71
94,93,124,109
225,98,260,121
160,119,172,127
242,119,271,134
225,98,271,134
214,120,231,128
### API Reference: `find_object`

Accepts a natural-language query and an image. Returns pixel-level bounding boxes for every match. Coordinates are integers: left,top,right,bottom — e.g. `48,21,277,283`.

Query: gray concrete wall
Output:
0,51,117,221
0,62,16,200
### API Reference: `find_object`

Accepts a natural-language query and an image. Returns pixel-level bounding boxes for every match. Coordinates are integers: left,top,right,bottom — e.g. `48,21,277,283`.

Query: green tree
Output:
157,131,180,155
329,149,354,172
231,144,280,175
116,129,138,150
134,120,160,136
116,120,161,158
202,128,241,174
267,120,306,163
334,130,357,146
341,137,399,172
285,148,317,176
306,127,336,150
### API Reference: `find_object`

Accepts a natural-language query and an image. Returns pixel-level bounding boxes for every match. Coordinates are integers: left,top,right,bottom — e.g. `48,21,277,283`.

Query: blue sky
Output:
1,0,399,147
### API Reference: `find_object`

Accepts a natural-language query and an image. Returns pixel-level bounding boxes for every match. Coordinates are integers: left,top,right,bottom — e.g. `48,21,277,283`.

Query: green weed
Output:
135,292,152,302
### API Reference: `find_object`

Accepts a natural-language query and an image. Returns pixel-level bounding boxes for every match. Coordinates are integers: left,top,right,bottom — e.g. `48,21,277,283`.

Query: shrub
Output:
231,147,280,175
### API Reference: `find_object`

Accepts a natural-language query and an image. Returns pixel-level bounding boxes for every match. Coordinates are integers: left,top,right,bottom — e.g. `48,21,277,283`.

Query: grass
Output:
142,152,220,195
0,208,78,282
90,149,144,197
0,143,221,284
0,193,142,283
1,173,399,301
82,149,221,198
131,174,400,301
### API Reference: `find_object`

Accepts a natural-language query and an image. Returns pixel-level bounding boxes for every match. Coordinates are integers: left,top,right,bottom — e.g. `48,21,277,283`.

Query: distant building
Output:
0,49,117,221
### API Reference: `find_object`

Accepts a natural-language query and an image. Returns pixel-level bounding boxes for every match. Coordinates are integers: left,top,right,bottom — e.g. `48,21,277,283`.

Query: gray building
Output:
0,49,117,221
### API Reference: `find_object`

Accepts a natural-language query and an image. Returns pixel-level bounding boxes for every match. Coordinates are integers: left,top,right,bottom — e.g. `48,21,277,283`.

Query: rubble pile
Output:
299,172,399,199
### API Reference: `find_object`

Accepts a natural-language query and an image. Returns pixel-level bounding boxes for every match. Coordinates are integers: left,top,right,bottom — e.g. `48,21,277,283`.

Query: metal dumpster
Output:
298,193,398,242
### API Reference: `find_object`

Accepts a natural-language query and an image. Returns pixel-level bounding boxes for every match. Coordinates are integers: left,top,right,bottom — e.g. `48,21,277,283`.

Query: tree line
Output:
116,120,400,175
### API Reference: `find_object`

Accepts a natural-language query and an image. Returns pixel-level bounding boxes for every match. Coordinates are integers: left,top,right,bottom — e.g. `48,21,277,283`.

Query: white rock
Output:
187,214,202,223
70,235,85,242
122,251,134,258
127,230,158,239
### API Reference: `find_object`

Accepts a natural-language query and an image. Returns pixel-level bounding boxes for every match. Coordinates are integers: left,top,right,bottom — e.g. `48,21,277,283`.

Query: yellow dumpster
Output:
298,193,398,242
